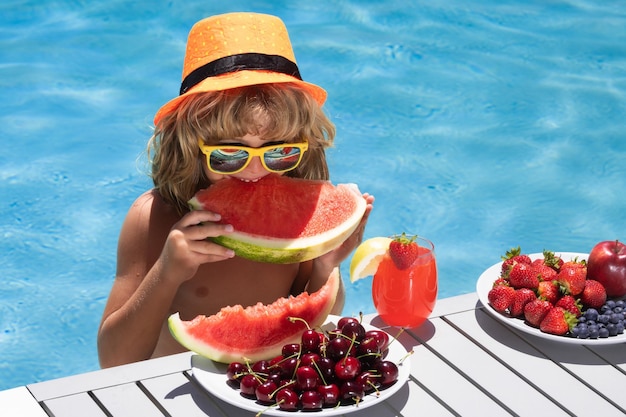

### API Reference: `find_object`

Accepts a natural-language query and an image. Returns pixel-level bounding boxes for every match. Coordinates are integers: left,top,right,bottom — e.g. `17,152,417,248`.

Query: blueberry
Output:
598,314,610,324
617,323,625,335
599,328,610,338
615,300,625,309
607,323,618,337
585,308,599,321
610,314,621,324
606,300,616,309
576,324,589,339
589,327,600,339
613,306,623,314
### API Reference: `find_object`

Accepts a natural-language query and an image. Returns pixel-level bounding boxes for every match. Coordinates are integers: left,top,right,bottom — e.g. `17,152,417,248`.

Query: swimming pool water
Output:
1,0,625,390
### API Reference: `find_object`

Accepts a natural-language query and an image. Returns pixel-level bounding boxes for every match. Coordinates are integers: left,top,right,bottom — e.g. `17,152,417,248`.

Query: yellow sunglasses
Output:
198,139,309,174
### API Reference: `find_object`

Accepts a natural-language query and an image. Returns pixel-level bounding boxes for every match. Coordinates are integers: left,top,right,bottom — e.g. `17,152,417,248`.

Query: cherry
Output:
340,380,365,402
266,371,282,386
281,343,301,358
255,380,277,404
341,321,366,342
334,356,361,381
315,357,336,383
326,337,352,361
295,365,320,391
239,374,260,398
251,360,270,375
301,329,321,352
357,336,381,356
364,329,390,351
355,371,380,393
300,352,321,367
317,383,340,407
226,362,245,382
300,390,323,410
275,388,299,411
276,357,298,379
327,328,342,340
338,316,359,329
376,360,399,386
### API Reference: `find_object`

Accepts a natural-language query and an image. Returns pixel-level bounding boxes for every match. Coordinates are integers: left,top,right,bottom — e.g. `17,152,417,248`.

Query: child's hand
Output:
160,210,235,283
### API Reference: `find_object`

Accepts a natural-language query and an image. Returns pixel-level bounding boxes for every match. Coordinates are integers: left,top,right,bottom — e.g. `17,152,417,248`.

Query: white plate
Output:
477,252,626,345
191,315,411,416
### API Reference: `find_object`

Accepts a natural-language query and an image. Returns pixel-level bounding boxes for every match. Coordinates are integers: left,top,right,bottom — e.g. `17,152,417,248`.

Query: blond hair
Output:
148,83,335,215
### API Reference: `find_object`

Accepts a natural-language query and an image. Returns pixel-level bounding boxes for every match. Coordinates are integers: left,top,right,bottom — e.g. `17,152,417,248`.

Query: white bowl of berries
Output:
476,249,626,345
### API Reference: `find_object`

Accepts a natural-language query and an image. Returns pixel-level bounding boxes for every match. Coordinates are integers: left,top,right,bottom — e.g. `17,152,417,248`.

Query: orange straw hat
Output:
154,12,327,125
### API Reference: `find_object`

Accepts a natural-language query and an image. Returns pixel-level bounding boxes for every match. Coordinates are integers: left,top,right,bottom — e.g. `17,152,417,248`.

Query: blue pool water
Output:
1,0,625,390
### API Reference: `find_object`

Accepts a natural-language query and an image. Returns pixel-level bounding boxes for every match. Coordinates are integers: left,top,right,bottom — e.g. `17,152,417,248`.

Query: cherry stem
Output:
311,359,328,386
398,349,414,365
288,316,311,329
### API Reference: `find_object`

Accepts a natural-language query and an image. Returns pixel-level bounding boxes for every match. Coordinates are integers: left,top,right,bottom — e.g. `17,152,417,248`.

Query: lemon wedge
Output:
349,237,392,283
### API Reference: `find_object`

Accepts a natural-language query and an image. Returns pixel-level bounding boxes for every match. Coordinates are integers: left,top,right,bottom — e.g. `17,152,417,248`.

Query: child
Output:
97,12,373,368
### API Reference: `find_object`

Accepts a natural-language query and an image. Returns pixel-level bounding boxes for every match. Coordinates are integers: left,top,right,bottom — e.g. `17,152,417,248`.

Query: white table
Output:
2,293,626,416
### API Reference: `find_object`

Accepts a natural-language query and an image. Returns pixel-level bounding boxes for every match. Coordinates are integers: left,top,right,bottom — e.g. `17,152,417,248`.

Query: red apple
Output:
586,240,626,298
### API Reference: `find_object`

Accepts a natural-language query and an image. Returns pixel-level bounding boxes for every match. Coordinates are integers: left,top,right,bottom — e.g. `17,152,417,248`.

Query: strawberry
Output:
556,259,587,296
501,246,532,274
388,233,419,270
531,261,557,282
492,276,508,288
580,280,607,309
510,288,537,318
508,262,540,290
555,295,582,317
488,285,516,313
523,299,553,327
541,250,564,272
539,307,577,335
537,280,560,305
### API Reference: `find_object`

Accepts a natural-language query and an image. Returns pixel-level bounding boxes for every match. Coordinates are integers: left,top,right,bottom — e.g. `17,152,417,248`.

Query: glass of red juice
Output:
372,236,438,328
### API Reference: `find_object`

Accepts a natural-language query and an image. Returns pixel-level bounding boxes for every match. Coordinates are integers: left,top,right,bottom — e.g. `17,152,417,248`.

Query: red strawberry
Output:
523,299,553,327
539,307,577,336
531,261,557,281
555,295,582,317
580,280,607,309
501,247,532,274
510,288,537,318
556,260,587,296
537,280,560,305
488,285,515,313
492,276,508,288
541,250,564,272
508,262,540,290
388,233,419,270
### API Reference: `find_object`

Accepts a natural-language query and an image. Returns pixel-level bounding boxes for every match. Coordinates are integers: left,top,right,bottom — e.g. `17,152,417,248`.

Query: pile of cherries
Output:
225,316,402,412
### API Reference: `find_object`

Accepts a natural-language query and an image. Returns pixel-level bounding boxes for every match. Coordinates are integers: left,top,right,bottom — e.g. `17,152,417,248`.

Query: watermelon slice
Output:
168,267,340,363
188,175,366,263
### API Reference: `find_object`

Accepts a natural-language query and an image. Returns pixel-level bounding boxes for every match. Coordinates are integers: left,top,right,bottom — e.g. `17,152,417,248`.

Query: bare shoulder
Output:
124,190,178,231
117,190,179,267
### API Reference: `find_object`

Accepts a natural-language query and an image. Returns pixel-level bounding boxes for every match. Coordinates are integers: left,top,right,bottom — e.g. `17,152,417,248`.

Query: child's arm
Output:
299,193,374,314
97,192,234,368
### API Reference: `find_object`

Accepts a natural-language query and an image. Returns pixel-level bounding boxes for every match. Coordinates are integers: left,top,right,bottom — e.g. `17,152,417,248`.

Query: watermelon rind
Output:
188,180,367,264
168,268,340,363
